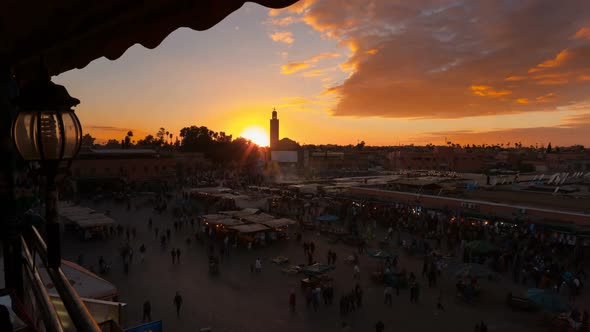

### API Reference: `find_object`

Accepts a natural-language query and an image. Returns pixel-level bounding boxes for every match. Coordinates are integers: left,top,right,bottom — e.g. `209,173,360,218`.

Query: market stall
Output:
59,204,115,240
228,223,270,248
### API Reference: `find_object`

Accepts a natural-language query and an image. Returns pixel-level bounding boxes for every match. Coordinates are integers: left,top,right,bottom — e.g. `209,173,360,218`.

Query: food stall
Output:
260,218,297,240
228,223,270,248
59,204,115,240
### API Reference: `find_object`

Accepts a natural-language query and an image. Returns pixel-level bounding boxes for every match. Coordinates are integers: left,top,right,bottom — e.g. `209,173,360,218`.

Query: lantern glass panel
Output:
62,111,81,159
39,112,63,160
13,112,41,160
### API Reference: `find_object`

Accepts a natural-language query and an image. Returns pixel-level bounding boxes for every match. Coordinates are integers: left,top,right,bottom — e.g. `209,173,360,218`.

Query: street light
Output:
12,77,82,268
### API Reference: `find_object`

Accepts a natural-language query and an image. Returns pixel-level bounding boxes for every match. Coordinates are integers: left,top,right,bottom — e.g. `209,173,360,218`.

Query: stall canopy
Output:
219,208,260,218
260,218,297,229
38,261,118,300
242,213,275,223
201,214,227,221
2,0,298,78
206,218,244,227
59,204,115,229
229,224,269,233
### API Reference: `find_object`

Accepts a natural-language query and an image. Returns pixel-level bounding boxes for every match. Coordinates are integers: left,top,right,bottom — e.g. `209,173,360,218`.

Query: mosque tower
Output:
270,108,279,149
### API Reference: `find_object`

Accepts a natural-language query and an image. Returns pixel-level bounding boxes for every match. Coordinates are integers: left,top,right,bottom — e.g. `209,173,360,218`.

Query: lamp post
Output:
12,77,82,269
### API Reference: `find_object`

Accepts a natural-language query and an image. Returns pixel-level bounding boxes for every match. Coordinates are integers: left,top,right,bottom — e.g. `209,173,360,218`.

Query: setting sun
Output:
240,126,269,147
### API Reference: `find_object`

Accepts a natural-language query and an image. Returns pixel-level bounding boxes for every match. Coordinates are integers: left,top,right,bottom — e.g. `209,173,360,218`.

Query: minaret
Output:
270,108,279,149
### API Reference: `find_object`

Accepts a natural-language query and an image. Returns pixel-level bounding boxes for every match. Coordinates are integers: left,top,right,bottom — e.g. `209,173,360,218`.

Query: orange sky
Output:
55,0,590,147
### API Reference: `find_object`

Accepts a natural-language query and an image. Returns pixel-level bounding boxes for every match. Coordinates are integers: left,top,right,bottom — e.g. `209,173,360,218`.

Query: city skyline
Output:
55,0,590,147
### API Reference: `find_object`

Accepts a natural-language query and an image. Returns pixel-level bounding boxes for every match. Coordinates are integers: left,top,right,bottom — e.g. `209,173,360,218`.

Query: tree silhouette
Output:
546,142,552,153
81,133,95,147
105,139,120,149
124,131,134,149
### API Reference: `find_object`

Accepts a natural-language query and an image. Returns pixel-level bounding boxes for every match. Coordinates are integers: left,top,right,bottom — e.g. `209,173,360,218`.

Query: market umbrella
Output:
367,249,395,260
451,263,494,279
465,240,498,254
525,288,570,313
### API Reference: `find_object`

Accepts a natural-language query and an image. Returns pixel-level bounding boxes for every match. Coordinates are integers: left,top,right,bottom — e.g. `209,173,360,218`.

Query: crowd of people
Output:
74,175,589,331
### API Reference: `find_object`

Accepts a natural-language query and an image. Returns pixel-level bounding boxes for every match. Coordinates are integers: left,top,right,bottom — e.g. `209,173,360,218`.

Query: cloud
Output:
270,16,298,26
505,76,527,81
528,49,571,73
302,69,326,77
279,52,341,76
537,79,569,85
270,31,294,44
281,62,309,74
572,27,590,40
471,85,512,97
423,112,590,146
536,93,556,102
516,98,529,104
308,52,341,62
85,125,136,132
273,0,590,118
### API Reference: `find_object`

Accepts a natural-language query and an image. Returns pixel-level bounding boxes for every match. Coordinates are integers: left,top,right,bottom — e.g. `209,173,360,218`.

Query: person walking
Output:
176,248,181,264
384,286,393,306
148,217,152,230
255,258,262,273
312,287,321,311
353,264,360,280
375,321,385,332
355,284,363,308
173,292,183,318
139,244,146,262
171,248,176,264
142,300,152,322
289,289,296,313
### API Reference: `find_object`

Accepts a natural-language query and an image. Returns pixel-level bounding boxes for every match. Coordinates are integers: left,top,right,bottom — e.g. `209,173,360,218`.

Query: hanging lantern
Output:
12,80,82,164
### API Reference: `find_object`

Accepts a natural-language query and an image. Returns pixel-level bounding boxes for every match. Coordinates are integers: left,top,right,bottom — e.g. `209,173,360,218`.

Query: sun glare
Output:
240,126,269,147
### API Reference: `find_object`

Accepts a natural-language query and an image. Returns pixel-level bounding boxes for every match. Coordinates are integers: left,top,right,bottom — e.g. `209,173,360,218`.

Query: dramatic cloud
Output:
270,16,298,26
270,31,294,44
279,52,341,75
308,52,341,62
573,27,590,40
281,62,309,74
423,112,590,146
271,0,590,118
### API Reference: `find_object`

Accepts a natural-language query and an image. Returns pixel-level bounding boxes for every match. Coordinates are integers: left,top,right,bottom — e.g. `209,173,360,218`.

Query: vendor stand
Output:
300,263,335,291
228,224,270,248
260,218,297,240
59,205,115,240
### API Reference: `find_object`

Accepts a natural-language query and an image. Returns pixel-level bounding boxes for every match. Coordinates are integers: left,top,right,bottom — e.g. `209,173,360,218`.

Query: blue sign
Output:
125,320,163,332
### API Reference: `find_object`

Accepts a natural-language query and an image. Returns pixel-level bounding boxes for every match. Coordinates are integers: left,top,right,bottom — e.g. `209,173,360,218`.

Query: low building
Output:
71,148,176,192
